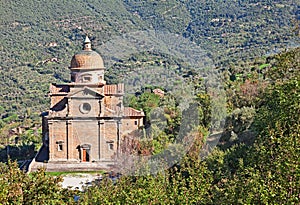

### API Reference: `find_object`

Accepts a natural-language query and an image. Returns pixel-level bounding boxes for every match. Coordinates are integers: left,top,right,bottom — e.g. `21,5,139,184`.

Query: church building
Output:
29,36,144,171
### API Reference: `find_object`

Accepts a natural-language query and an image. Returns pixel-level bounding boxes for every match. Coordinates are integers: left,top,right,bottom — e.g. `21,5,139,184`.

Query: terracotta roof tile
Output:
104,84,124,95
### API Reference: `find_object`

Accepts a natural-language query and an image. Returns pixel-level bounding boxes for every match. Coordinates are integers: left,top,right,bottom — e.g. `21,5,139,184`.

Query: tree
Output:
210,77,300,204
0,161,75,204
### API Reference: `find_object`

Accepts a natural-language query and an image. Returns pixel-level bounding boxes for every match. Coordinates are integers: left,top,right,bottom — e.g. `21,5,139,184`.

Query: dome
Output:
70,50,104,69
70,36,105,70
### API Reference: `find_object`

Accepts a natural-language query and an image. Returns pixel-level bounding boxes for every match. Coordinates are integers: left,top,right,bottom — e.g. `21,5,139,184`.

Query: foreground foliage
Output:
208,78,300,204
0,161,74,204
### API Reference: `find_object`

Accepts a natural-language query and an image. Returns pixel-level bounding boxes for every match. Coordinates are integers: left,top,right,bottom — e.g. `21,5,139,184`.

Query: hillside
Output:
0,0,148,117
0,0,299,117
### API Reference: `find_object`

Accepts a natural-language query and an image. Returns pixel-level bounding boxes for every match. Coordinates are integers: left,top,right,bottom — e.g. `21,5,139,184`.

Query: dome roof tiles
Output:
70,50,104,69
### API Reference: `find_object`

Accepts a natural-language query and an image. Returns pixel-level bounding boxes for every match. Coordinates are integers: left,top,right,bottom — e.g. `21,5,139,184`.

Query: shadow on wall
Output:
35,145,49,162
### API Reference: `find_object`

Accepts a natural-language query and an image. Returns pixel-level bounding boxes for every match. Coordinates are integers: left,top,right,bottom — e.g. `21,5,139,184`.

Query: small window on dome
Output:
82,76,92,82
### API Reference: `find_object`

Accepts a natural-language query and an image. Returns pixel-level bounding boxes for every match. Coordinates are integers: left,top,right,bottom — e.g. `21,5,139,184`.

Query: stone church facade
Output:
29,37,144,171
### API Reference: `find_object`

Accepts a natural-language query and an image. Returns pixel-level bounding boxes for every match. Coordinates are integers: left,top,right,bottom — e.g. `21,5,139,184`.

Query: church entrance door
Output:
80,144,91,162
82,149,90,162
82,149,87,162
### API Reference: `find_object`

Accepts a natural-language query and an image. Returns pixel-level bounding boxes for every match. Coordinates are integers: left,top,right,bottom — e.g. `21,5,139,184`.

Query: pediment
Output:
67,87,104,99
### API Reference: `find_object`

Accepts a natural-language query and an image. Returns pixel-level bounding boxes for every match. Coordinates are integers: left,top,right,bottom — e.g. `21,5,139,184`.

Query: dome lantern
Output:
70,36,105,70
83,35,92,51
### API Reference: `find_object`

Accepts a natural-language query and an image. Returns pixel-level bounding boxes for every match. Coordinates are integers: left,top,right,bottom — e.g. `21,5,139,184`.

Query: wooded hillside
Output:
0,0,299,118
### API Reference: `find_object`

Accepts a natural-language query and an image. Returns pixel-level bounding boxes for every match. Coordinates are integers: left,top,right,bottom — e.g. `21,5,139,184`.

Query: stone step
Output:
29,160,115,172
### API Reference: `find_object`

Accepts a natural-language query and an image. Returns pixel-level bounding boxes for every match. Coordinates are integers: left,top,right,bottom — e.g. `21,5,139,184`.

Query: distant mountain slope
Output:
0,0,299,119
0,0,147,117
124,0,299,63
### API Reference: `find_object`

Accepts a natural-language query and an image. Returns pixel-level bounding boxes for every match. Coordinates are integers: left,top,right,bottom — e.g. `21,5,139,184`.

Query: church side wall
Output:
102,120,118,160
121,117,143,135
49,120,67,161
